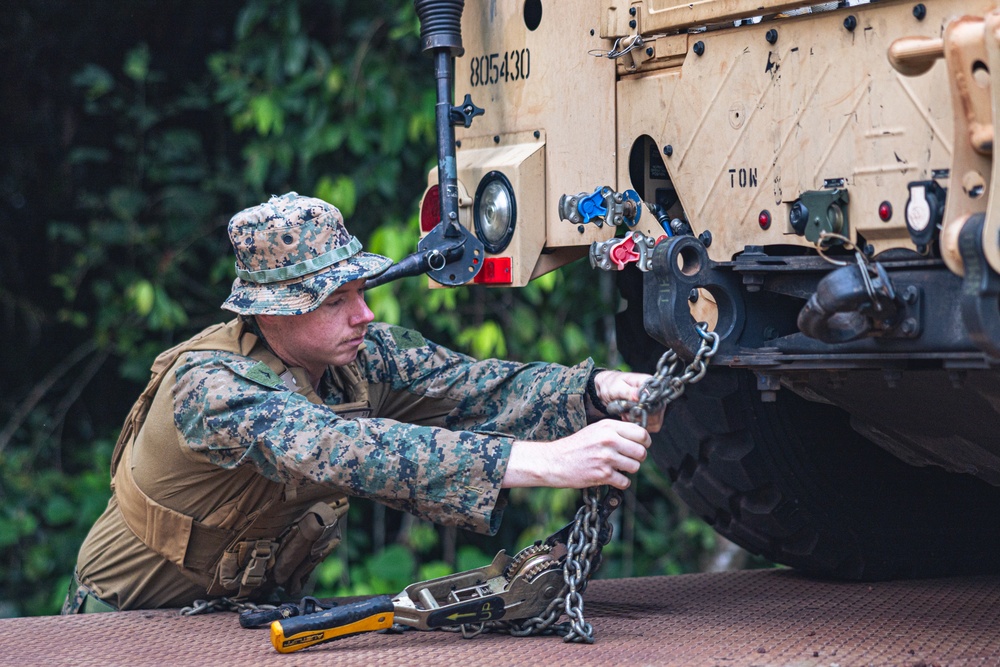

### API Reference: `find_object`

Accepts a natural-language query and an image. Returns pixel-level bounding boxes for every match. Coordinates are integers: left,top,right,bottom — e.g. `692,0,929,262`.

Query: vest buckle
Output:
241,539,277,591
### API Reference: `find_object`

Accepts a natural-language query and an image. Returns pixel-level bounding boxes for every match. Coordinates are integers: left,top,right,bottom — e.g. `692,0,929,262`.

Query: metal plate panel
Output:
6,570,1000,666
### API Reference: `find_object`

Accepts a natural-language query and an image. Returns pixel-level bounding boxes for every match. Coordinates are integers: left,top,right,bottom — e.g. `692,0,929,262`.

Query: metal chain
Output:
479,322,721,643
180,597,275,616
609,322,721,429
497,486,607,643
560,485,605,642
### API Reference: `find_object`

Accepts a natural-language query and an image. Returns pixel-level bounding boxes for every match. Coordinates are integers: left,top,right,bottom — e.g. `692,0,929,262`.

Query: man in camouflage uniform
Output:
64,192,661,613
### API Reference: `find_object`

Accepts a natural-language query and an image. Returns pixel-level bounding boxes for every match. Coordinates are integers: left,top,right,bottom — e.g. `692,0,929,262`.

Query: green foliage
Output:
0,441,114,616
0,0,732,618
53,43,234,365
207,0,435,237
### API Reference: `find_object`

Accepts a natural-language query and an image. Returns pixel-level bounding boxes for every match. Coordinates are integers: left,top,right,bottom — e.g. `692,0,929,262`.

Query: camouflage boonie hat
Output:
222,192,392,315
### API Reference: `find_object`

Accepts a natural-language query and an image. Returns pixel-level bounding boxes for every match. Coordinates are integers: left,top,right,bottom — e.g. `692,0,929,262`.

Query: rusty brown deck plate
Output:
4,569,999,666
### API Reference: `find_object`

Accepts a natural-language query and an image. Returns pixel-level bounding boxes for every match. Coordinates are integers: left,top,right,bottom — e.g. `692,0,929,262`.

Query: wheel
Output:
614,265,1000,580
650,367,1000,580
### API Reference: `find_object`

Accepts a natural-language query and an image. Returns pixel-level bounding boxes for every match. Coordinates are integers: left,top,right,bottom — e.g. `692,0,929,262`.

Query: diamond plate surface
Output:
4,570,999,666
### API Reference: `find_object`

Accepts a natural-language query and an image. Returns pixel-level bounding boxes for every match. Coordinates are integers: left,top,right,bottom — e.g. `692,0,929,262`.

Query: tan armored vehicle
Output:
386,0,1000,580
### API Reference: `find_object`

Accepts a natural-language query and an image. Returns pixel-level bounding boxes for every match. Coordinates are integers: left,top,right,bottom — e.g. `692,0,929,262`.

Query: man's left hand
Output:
592,370,668,432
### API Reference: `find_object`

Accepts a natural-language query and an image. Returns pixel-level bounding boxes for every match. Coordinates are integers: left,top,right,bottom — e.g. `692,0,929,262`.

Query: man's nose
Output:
352,295,375,325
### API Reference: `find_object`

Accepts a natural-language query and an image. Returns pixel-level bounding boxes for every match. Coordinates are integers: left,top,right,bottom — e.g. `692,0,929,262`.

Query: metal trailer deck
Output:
3,569,999,666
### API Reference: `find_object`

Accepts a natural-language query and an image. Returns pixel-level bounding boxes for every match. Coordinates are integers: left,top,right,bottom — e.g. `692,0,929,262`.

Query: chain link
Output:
180,597,275,616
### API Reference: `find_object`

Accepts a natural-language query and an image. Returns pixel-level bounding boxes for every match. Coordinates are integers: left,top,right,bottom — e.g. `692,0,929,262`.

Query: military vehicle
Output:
384,0,1000,581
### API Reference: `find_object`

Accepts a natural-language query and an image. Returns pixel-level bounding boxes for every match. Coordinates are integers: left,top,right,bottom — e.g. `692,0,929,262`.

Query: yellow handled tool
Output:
271,595,395,653
269,488,624,653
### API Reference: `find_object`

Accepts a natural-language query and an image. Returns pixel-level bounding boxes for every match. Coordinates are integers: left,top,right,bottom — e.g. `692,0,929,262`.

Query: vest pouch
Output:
272,500,348,595
208,538,278,599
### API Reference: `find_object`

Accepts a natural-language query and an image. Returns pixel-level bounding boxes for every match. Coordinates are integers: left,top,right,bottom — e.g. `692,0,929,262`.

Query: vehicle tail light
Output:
472,257,513,284
420,185,440,233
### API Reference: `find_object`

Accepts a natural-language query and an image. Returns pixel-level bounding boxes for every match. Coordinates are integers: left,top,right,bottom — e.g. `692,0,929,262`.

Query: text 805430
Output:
470,49,530,87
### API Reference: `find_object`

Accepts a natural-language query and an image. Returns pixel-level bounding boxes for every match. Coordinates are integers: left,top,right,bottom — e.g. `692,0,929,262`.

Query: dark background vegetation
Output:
0,0,736,617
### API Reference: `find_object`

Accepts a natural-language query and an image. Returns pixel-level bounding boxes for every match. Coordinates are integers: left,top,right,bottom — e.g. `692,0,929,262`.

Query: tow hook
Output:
797,255,917,344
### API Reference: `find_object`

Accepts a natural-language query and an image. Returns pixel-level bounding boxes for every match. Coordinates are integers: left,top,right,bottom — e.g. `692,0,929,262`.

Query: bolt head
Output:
693,40,705,56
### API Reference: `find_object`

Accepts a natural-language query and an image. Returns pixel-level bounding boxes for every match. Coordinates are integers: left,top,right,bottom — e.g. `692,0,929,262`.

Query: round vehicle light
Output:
758,209,771,230
878,201,893,222
473,171,517,253
420,184,440,233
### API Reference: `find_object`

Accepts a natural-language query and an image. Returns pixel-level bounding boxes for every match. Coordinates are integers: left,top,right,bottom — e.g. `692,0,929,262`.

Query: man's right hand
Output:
501,420,652,490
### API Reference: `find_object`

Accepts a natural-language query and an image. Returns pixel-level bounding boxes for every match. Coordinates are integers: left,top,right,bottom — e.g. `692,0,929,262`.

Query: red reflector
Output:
878,201,892,221
758,210,771,229
420,185,440,233
472,257,513,285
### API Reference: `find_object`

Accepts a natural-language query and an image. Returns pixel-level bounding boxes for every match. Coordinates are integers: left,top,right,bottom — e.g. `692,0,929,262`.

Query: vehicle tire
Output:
652,368,1000,580
616,267,1000,580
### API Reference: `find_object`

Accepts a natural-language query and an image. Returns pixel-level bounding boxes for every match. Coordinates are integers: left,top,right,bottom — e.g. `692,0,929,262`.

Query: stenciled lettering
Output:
470,49,531,87
728,167,759,188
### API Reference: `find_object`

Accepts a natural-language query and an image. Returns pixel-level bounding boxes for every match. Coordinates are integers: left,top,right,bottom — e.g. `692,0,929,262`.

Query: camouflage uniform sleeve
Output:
362,323,594,442
172,351,512,535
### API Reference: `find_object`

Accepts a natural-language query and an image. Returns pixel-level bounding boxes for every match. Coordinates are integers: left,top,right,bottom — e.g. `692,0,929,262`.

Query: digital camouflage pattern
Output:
222,192,392,316
61,581,88,614
173,322,594,534
62,574,116,613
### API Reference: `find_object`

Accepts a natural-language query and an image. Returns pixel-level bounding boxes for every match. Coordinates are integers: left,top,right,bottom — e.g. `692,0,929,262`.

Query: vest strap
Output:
114,438,234,575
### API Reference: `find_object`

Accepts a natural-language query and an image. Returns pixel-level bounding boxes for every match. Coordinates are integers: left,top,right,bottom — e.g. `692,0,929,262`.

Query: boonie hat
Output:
222,192,392,315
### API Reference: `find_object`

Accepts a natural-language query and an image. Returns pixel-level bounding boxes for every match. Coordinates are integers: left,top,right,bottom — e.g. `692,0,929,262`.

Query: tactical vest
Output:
110,318,369,600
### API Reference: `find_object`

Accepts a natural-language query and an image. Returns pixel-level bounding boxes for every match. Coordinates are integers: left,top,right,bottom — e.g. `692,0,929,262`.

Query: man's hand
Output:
592,370,668,432
501,420,651,490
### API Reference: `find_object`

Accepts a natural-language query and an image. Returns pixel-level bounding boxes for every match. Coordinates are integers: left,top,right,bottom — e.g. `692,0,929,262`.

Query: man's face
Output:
256,278,375,375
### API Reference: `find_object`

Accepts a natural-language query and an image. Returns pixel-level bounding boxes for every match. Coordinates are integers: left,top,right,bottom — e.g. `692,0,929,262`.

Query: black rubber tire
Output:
651,368,1000,580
